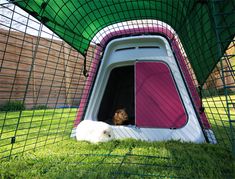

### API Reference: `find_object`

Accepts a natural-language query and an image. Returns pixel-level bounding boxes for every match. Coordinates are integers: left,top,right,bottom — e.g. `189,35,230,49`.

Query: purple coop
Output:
71,27,216,144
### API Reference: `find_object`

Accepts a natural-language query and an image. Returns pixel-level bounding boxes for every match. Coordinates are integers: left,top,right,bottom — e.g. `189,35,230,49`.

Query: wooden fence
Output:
0,28,233,109
0,28,89,109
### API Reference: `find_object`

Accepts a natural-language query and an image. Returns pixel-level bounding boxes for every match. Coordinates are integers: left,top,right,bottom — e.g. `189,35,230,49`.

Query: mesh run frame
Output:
0,1,234,178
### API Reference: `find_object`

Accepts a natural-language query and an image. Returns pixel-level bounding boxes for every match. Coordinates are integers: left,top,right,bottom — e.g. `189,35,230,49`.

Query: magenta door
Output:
135,61,187,128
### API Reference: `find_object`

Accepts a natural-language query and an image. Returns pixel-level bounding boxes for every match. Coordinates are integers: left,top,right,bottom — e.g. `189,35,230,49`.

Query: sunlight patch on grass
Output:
203,95,234,148
0,108,78,159
0,96,234,178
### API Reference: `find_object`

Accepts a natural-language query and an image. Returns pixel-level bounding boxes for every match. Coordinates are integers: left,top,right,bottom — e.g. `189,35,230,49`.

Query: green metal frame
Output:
13,0,235,85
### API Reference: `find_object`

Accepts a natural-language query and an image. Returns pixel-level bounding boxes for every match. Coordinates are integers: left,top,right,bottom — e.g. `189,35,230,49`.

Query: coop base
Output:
71,125,215,143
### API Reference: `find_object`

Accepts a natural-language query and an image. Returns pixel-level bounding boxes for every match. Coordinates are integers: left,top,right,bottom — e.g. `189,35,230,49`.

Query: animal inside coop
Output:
73,35,215,143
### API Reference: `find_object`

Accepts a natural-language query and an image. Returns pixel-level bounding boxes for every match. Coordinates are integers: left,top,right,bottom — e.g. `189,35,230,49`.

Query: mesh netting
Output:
13,0,235,85
0,1,234,178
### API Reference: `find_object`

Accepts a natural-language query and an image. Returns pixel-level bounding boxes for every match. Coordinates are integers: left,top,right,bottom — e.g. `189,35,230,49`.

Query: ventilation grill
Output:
115,47,136,52
138,46,160,49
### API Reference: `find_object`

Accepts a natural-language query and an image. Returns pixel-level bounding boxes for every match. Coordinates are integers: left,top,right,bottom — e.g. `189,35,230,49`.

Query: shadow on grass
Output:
0,139,234,178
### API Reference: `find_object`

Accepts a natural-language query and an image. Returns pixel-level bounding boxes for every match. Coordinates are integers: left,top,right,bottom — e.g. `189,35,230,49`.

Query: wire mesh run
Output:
202,38,235,150
0,1,234,178
0,2,98,159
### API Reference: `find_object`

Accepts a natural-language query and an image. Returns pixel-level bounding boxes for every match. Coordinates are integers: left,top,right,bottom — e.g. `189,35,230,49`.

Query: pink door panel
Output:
135,62,187,128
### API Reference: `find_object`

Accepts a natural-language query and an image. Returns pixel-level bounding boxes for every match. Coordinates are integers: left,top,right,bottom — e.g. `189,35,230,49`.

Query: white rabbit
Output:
75,120,114,143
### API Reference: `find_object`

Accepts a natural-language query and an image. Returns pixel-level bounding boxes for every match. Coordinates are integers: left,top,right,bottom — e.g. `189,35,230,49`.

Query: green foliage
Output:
201,88,235,98
0,100,25,111
32,105,49,110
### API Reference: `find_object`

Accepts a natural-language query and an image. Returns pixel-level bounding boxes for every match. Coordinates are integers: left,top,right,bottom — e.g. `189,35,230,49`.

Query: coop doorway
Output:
98,61,187,128
98,65,135,125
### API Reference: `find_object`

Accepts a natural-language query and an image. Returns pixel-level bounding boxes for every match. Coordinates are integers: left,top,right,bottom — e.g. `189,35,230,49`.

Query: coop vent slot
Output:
138,46,160,49
115,47,136,52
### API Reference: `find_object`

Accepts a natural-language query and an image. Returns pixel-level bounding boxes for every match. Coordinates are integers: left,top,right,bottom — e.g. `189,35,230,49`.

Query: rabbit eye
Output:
103,130,107,134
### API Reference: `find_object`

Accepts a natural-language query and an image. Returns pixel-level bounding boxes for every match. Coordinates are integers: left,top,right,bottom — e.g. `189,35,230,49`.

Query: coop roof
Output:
14,0,234,85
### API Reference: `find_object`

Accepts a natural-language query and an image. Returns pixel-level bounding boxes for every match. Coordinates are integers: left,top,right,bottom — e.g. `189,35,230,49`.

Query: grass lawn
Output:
0,96,234,178
0,108,77,159
203,95,235,148
0,139,234,178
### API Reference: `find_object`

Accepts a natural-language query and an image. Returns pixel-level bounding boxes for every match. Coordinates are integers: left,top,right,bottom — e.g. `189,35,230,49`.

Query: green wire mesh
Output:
13,0,235,85
0,0,234,178
0,2,95,159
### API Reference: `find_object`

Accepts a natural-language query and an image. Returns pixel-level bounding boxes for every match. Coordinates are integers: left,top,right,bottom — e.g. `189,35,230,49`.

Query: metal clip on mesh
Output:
198,85,205,114
83,51,89,77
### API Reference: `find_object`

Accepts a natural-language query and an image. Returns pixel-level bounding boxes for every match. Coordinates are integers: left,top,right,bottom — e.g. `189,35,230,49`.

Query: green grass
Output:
203,95,235,148
0,108,77,159
0,139,234,178
0,96,234,178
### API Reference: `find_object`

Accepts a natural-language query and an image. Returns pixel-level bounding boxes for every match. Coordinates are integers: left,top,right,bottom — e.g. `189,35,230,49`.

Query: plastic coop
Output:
0,0,234,177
